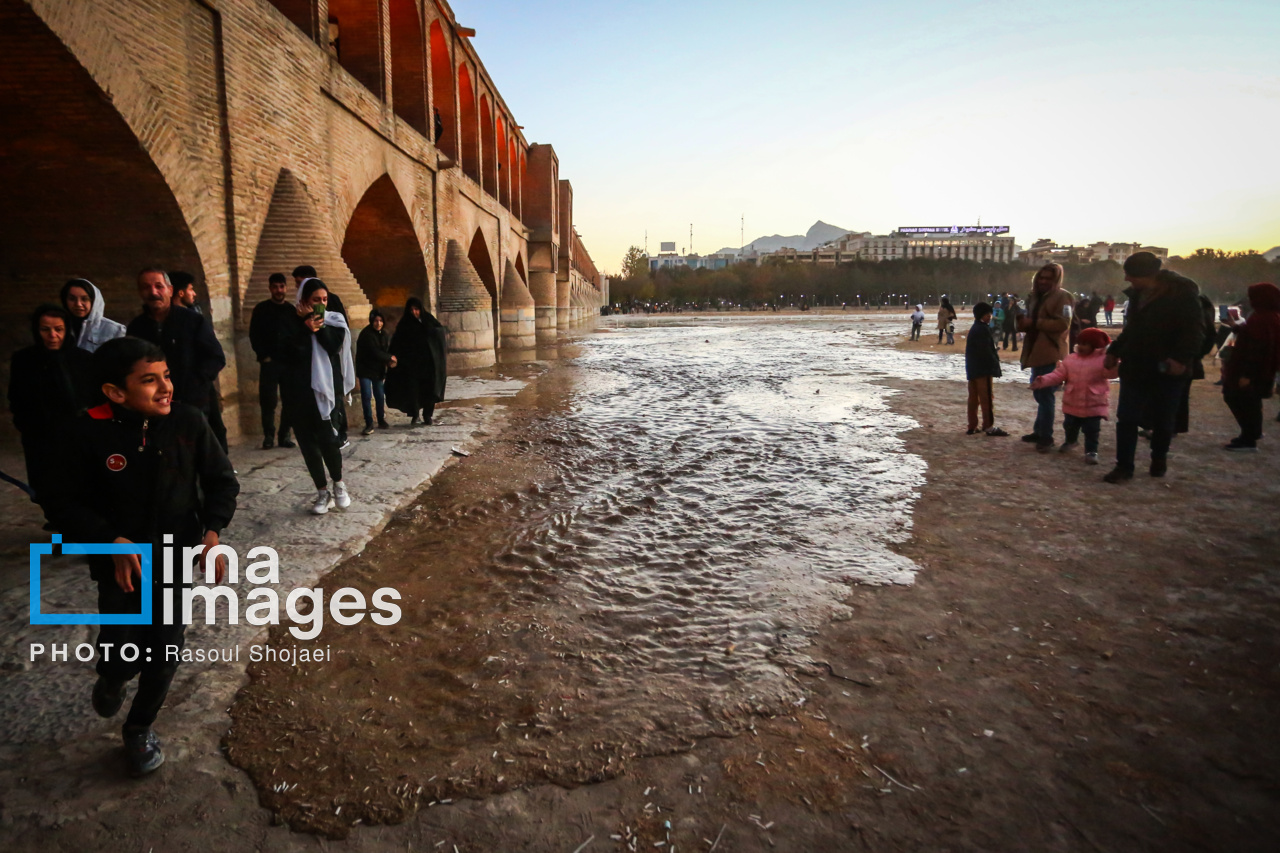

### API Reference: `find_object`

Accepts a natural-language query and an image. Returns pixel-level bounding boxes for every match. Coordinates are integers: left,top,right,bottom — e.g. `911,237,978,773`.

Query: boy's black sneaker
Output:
1103,466,1134,484
278,435,296,449
1021,433,1041,443
1150,458,1168,477
92,676,127,718
123,727,165,777
1224,442,1258,453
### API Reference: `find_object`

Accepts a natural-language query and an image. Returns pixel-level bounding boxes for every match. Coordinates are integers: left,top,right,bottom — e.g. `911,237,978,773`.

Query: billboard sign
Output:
660,241,677,252
897,225,1010,235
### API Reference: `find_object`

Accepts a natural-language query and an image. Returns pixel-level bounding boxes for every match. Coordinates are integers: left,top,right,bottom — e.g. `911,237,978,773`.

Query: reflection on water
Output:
228,316,943,835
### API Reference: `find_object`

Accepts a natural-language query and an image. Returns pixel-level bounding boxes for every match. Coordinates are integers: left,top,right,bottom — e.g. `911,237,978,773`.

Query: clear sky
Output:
454,0,1280,273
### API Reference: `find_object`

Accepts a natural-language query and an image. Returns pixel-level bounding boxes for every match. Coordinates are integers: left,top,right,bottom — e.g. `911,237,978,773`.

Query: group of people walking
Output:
4,266,452,777
954,253,1280,482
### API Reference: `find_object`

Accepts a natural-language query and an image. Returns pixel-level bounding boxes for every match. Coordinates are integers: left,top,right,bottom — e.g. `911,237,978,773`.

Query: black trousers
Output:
294,418,343,489
1115,376,1183,470
1224,386,1264,444
96,577,186,729
258,360,292,441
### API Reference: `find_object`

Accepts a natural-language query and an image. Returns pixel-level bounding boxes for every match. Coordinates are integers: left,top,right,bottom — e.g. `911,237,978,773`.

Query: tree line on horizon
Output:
612,247,1276,310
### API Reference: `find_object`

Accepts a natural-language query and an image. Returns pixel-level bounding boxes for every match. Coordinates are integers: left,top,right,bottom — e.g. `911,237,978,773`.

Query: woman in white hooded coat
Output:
60,279,126,353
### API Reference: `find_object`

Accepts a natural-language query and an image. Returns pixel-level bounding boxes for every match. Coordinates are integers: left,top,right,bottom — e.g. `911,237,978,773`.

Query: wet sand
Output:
3,318,1278,851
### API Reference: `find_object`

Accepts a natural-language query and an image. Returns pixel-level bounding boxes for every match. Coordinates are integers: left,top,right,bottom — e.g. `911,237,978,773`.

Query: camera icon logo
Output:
29,535,152,626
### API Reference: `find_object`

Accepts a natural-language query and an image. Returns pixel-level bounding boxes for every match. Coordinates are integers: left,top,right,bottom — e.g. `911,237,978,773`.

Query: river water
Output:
228,315,975,834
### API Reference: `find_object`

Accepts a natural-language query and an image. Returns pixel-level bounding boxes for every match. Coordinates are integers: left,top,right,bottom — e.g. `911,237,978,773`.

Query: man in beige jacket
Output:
1017,263,1074,451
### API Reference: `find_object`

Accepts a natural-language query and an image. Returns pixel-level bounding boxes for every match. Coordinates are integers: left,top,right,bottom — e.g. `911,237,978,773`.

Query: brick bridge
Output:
0,0,605,438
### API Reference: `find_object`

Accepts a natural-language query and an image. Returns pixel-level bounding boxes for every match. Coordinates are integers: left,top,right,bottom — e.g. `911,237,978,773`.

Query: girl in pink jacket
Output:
1030,327,1118,464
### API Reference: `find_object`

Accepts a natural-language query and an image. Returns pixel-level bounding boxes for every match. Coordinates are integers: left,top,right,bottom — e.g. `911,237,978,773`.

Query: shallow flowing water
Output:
228,315,968,835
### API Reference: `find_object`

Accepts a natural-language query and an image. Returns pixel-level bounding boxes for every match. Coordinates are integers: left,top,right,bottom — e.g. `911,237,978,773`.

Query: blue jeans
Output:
1030,364,1058,440
359,377,385,428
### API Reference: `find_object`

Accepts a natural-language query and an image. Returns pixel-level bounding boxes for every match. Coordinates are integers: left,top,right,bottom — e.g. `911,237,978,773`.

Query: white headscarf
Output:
296,279,355,421
66,279,126,353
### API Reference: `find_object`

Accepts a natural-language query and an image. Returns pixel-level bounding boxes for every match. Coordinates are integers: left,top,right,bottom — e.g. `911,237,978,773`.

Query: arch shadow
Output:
467,229,500,349
342,174,429,324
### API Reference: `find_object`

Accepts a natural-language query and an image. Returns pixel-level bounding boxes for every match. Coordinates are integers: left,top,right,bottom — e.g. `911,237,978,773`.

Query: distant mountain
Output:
1264,246,1280,262
716,220,851,255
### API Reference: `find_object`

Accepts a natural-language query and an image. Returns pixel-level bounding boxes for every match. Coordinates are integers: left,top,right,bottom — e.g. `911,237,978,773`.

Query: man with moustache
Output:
126,268,228,452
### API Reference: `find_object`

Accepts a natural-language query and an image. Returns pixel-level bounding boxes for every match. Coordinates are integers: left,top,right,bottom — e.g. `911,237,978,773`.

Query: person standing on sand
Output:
910,304,925,341
964,302,1008,436
1102,252,1204,483
1002,295,1022,351
938,298,957,345
1104,294,1116,326
1018,263,1074,451
1030,327,1118,465
1219,282,1280,451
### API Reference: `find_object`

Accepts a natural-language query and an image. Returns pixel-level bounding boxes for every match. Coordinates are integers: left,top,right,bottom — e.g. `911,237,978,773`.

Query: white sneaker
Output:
310,489,332,515
333,480,352,509
1084,452,1099,465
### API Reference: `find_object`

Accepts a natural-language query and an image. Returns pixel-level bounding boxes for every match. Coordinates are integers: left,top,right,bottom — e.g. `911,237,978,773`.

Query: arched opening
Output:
504,135,514,216
519,151,529,222
496,115,509,209
265,0,319,40
457,63,479,183
479,94,496,198
244,169,364,323
428,20,455,157
327,0,383,99
467,230,499,348
341,175,428,324
389,0,427,136
0,0,203,395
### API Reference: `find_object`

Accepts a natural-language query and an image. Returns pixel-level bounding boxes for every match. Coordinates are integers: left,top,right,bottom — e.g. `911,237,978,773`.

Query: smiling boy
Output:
43,337,239,776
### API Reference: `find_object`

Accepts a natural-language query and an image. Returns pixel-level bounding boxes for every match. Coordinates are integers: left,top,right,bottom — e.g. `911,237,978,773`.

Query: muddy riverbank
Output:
2,317,1277,852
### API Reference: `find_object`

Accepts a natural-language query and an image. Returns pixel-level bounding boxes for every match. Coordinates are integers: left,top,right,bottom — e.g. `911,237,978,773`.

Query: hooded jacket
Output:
1107,270,1204,381
964,319,1002,380
43,401,238,580
1222,282,1280,396
356,312,394,380
1031,350,1119,418
1020,287,1074,369
62,280,126,353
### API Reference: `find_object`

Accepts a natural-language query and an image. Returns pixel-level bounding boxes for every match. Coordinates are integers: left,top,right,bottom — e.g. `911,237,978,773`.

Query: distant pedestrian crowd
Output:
910,252,1280,481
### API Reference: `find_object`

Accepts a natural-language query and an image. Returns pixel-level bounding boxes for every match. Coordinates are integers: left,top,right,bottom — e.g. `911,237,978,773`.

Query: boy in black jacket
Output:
43,337,239,776
965,302,1007,436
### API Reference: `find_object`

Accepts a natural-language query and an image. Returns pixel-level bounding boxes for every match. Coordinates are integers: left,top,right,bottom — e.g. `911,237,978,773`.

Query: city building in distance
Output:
762,226,1017,265
1018,239,1169,266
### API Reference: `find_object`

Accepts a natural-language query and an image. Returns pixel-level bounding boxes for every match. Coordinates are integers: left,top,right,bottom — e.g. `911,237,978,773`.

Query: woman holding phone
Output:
278,278,356,514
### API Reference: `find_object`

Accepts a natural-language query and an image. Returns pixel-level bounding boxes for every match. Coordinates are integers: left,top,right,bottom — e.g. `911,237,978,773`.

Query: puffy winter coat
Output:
1031,350,1119,418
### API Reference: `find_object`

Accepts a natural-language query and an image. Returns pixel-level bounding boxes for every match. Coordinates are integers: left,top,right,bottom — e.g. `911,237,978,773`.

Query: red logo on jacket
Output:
106,454,127,472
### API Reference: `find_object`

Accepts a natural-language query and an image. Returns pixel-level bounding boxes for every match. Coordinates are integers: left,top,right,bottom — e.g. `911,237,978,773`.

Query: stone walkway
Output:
0,374,527,748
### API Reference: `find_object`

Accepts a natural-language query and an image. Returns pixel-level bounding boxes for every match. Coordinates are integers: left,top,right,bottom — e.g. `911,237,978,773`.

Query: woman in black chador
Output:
7,304,98,520
385,297,447,426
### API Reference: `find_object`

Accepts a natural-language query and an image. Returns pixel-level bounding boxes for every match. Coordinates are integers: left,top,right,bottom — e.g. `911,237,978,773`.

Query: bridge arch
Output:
428,19,455,157
327,0,383,98
457,63,479,183
467,228,500,348
342,174,429,321
389,0,427,136
0,0,204,362
480,94,496,197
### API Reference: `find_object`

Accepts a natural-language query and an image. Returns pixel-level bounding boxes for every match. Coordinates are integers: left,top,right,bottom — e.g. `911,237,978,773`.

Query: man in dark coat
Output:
126,268,228,452
249,272,296,449
43,337,238,776
385,297,447,426
1103,252,1204,482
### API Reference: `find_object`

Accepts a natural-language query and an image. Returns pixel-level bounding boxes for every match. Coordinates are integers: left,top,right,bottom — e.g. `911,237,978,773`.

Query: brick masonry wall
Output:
1,0,594,442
